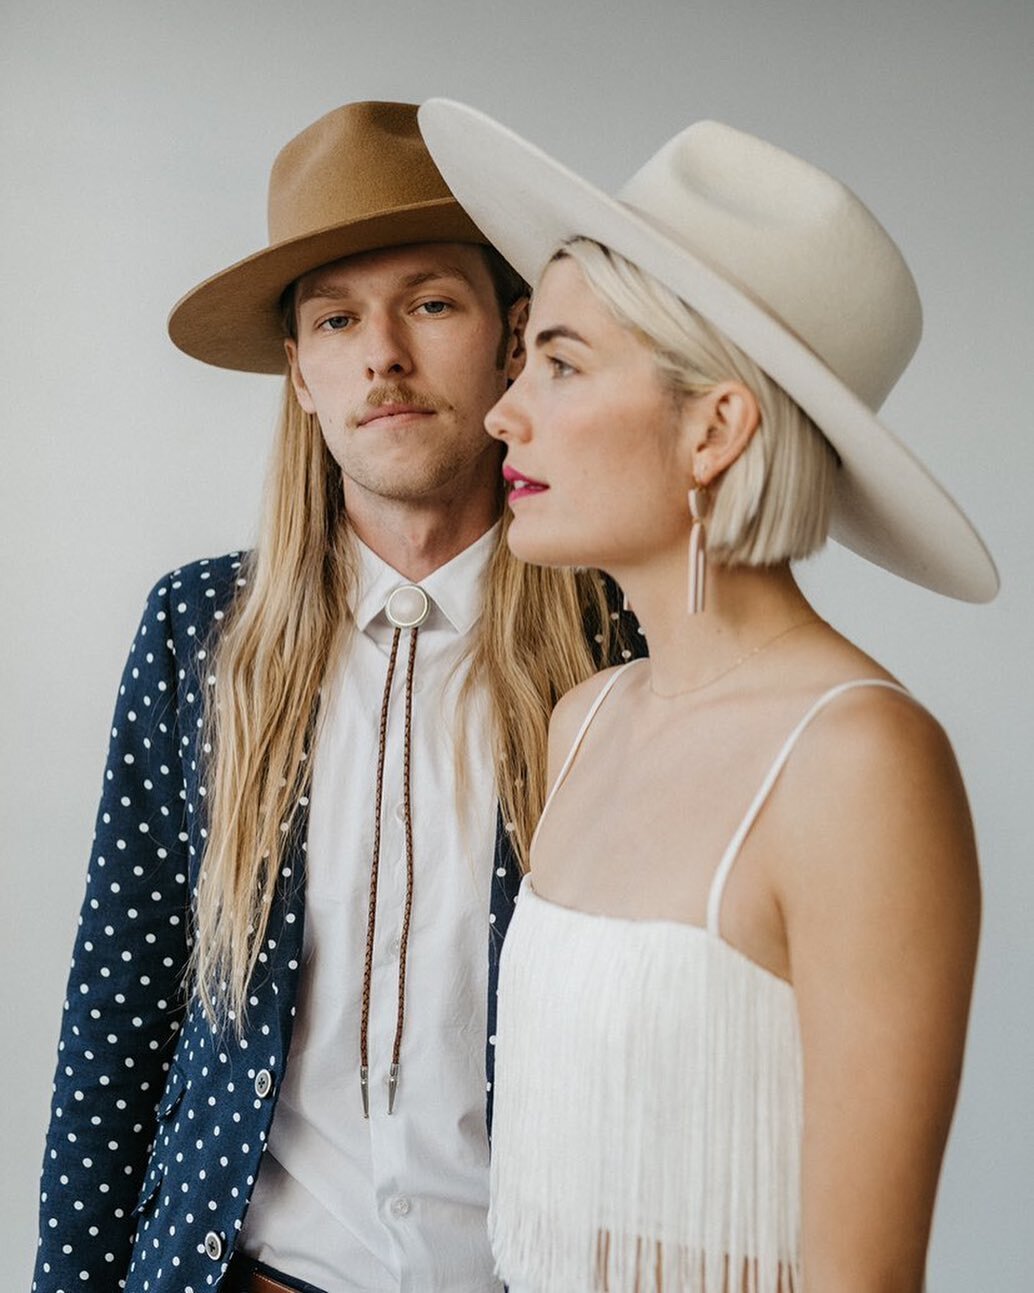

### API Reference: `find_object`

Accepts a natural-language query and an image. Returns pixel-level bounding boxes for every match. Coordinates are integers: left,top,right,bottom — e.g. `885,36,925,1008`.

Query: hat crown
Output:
619,121,922,410
267,101,455,244
168,100,487,373
416,98,998,601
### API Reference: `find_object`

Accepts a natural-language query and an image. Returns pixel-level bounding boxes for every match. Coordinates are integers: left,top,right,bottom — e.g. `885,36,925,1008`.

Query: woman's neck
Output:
617,554,820,697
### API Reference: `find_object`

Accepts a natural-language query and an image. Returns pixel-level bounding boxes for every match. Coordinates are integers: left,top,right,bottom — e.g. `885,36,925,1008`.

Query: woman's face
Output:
485,256,692,572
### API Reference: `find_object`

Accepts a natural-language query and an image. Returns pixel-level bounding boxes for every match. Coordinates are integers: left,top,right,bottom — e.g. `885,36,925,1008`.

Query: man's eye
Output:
417,300,451,316
319,314,352,331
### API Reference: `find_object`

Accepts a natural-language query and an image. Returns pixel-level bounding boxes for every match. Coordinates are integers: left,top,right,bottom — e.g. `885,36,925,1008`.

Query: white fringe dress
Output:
489,667,908,1293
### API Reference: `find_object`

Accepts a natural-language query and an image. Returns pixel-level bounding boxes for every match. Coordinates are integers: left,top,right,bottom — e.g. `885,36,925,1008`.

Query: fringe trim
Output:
489,888,802,1293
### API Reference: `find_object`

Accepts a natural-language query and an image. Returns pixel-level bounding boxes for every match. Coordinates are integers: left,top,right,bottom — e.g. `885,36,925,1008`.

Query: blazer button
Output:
254,1069,274,1099
204,1231,225,1261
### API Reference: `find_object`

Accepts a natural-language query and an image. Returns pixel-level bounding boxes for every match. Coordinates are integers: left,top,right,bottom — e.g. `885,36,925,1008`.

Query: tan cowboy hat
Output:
167,101,491,374
418,99,998,603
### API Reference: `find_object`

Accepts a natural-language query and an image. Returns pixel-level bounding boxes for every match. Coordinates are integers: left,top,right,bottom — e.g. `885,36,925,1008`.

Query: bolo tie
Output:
360,583,431,1117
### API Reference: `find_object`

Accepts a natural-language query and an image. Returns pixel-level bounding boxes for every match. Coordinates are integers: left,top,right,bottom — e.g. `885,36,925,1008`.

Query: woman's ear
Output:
687,381,760,485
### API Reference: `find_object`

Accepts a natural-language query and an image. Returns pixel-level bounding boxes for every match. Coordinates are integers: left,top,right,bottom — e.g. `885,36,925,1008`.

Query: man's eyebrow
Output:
534,325,591,348
295,279,345,306
295,265,476,308
399,266,476,290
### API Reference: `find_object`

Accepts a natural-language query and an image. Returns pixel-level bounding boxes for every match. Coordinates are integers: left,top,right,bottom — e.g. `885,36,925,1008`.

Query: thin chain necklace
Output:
647,616,822,699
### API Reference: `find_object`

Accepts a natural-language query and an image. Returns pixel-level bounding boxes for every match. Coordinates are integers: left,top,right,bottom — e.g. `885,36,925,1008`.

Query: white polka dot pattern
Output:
33,552,532,1293
32,555,314,1293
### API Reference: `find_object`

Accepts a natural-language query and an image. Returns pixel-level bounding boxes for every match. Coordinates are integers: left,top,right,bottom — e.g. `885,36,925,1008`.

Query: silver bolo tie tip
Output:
387,1063,401,1114
360,1066,370,1119
385,584,431,630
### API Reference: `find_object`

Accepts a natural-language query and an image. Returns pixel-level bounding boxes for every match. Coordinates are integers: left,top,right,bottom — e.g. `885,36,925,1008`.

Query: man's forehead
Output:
294,241,488,306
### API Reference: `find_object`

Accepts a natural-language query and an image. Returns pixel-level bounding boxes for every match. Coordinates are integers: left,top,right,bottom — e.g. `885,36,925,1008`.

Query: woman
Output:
419,102,998,1292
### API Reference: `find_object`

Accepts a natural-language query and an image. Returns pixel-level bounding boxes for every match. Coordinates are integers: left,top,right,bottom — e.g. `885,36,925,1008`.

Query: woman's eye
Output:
549,356,576,377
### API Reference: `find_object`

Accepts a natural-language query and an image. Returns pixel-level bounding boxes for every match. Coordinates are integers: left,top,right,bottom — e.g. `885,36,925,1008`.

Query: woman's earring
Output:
688,480,709,614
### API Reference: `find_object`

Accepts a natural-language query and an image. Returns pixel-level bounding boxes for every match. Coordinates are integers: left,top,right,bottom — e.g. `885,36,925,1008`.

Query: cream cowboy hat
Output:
418,99,998,602
167,101,492,374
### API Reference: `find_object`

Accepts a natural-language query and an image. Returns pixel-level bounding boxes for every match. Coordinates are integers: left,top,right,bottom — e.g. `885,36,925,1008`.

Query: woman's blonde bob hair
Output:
557,239,840,566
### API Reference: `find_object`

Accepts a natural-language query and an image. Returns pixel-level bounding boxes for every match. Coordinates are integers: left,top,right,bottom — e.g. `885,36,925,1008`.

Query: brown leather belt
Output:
223,1252,328,1293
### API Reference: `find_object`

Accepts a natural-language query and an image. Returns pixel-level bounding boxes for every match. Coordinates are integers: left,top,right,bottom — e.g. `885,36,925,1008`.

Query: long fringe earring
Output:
688,479,709,614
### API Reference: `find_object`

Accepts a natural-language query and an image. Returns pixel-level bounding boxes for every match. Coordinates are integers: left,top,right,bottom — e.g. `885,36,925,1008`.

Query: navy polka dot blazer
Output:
32,552,527,1293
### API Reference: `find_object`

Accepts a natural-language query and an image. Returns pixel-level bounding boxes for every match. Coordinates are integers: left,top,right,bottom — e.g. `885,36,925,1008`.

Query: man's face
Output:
286,242,524,511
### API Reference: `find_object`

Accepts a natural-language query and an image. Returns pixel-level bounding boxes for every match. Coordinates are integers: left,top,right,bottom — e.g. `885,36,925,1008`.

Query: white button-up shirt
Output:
240,526,502,1292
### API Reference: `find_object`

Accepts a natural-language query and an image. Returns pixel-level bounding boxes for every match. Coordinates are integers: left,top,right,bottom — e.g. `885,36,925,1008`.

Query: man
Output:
33,102,631,1293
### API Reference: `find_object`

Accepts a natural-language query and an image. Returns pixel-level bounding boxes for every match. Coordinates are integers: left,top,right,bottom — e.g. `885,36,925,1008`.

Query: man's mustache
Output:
351,383,450,425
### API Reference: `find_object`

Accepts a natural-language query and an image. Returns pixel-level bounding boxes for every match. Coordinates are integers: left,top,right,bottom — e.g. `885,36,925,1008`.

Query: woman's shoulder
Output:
755,623,970,877
776,622,945,750
546,663,638,773
797,654,946,766
553,662,634,729
775,661,973,905
771,634,955,814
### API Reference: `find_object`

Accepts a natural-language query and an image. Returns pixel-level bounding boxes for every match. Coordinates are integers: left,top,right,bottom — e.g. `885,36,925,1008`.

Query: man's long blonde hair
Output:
193,380,620,1025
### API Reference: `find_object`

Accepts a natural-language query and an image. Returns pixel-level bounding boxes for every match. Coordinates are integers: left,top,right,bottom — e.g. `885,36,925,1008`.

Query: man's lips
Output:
358,404,436,427
502,463,549,498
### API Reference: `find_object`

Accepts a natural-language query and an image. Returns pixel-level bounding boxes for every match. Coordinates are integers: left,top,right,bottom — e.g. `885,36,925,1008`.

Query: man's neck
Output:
347,497,502,581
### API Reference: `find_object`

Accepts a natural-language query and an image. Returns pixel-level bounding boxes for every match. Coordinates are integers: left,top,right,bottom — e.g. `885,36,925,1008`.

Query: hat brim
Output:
167,197,489,374
419,99,998,603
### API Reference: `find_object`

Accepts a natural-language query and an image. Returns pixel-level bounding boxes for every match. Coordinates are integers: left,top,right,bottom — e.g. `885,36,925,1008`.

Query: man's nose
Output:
365,314,413,379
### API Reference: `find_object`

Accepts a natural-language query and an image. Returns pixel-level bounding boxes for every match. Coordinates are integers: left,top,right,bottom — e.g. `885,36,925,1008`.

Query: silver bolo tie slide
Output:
360,583,431,1118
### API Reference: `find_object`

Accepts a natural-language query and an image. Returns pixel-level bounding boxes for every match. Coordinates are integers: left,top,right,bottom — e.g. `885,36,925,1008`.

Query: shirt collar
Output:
351,522,500,636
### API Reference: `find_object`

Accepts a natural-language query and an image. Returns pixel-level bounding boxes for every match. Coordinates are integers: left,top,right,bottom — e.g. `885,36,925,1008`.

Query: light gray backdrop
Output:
3,2,1031,1289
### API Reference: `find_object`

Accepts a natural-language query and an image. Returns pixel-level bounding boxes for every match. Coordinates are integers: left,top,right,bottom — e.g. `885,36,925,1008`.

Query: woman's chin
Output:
505,525,597,571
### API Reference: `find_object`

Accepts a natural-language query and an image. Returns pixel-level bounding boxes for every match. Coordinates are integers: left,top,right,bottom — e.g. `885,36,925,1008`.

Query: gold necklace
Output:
648,617,823,699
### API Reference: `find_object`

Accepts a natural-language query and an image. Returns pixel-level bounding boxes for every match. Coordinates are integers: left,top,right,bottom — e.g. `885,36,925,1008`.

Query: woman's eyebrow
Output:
533,325,590,348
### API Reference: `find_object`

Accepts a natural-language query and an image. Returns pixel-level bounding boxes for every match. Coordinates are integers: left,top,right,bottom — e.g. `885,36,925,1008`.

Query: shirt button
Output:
254,1069,274,1099
394,803,406,823
203,1231,224,1261
390,1196,412,1218
390,936,402,957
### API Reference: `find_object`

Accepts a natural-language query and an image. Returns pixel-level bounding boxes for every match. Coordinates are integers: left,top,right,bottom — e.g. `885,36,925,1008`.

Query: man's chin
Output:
342,466,475,507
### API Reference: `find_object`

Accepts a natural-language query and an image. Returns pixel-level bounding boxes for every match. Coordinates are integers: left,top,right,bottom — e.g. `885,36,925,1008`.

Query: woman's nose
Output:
485,379,530,443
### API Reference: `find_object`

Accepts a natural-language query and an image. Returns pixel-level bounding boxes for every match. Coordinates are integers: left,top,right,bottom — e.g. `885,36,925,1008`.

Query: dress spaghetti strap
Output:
529,662,642,856
705,678,912,936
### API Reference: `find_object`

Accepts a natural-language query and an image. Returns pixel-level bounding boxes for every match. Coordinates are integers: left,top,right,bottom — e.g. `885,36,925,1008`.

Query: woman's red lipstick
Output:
502,463,549,502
